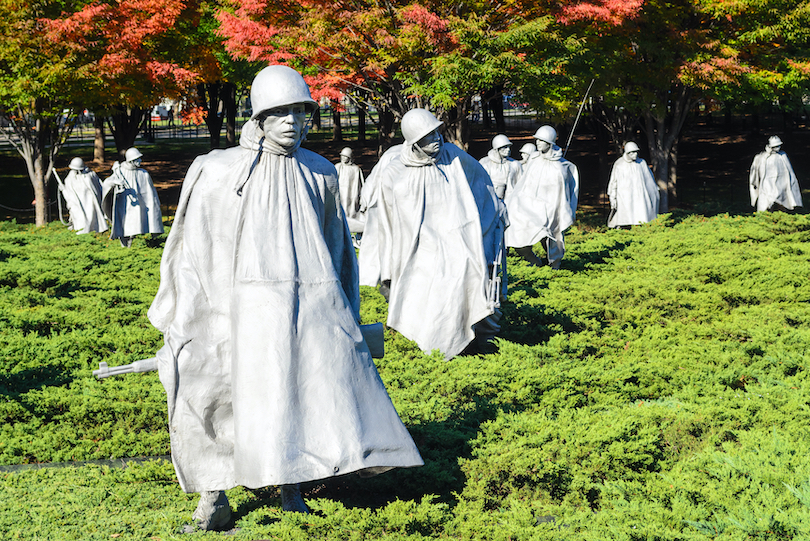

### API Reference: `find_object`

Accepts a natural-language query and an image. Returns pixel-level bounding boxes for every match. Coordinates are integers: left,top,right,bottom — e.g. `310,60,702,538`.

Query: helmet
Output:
68,157,85,171
492,134,512,150
519,142,536,154
768,135,783,148
533,125,557,144
250,65,318,120
624,141,640,153
340,147,353,158
401,108,443,143
125,148,143,162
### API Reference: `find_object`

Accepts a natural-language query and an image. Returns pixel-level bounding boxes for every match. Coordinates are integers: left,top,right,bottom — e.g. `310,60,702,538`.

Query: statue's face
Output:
340,154,352,164
536,139,551,153
768,145,781,154
260,103,307,147
417,130,442,157
498,145,511,158
131,158,142,167
625,150,638,162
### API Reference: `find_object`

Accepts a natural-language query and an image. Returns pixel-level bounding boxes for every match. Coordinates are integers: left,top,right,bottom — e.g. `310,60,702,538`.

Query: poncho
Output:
101,163,164,239
504,145,578,267
479,149,522,199
335,161,365,233
357,146,401,287
607,157,659,227
369,140,505,359
148,122,423,493
62,169,108,234
749,150,803,211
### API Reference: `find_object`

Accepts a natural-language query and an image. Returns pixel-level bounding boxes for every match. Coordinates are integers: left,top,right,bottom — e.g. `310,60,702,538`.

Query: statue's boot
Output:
281,484,309,513
191,490,231,531
515,246,547,267
474,307,502,353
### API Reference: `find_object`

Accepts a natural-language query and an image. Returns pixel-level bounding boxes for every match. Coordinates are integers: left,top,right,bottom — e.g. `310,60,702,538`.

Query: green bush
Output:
1,211,810,539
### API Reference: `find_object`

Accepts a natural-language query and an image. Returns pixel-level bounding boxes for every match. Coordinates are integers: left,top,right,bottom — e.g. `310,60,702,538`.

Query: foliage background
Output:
1,206,809,539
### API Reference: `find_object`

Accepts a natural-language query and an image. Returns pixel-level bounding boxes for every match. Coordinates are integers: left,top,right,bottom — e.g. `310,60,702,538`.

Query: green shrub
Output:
1,211,810,539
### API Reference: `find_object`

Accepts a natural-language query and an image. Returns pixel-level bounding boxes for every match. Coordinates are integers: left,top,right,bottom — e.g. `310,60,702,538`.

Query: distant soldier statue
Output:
607,142,659,228
749,136,803,212
60,157,108,234
505,125,579,269
147,65,422,531
519,142,536,166
101,148,164,247
361,108,506,358
335,146,365,239
479,134,522,199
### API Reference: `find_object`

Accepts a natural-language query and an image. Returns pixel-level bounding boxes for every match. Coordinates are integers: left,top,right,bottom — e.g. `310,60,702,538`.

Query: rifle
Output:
93,324,387,379
486,214,506,311
563,79,595,158
51,169,69,226
93,357,158,379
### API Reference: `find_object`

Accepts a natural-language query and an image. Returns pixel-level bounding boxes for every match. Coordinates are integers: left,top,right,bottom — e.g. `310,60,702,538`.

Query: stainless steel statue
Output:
57,157,108,234
359,108,507,358
479,134,522,199
607,142,659,228
144,65,422,531
519,142,536,166
504,125,579,269
335,147,365,238
749,136,803,212
101,148,164,247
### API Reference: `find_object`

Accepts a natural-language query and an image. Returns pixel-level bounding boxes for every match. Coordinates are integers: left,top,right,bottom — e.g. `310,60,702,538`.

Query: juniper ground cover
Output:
0,208,809,540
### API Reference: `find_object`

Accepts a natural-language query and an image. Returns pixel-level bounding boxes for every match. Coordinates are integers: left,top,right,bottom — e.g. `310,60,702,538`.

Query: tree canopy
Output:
3,0,810,223
0,0,84,226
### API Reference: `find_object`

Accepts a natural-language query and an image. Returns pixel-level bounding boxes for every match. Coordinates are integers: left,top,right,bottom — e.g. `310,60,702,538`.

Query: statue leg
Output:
474,307,503,353
515,246,546,267
191,490,231,531
280,484,309,513
545,234,564,270
119,236,132,248
379,279,392,302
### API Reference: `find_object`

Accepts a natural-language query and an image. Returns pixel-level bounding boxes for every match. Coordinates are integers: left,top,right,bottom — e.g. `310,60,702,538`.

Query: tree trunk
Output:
93,115,105,163
493,87,506,133
378,108,396,155
108,107,147,158
642,85,692,213
5,100,74,227
198,83,225,149
312,107,321,130
33,170,47,227
591,117,611,208
668,139,679,207
646,116,670,213
332,106,342,142
445,98,471,150
481,91,491,128
224,83,237,147
358,107,366,142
